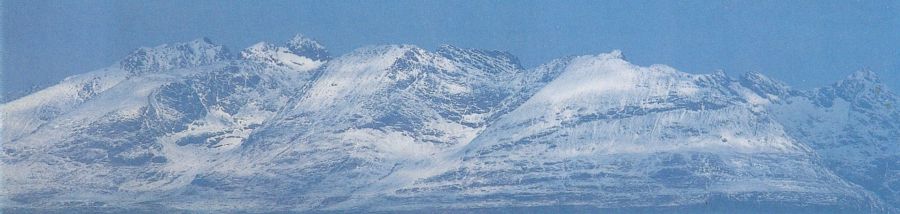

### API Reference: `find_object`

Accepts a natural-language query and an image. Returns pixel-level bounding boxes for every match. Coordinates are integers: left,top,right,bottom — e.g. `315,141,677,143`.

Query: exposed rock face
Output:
119,38,232,75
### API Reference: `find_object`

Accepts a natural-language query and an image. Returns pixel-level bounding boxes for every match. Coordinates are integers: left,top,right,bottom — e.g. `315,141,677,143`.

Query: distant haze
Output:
3,0,899,101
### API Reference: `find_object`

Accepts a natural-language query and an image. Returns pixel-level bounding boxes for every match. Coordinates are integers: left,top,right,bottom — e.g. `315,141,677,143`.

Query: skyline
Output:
3,0,899,100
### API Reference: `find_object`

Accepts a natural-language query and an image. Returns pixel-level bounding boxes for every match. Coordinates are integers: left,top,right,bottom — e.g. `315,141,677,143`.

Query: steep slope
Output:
1,37,232,151
0,38,232,143
742,70,900,209
380,52,888,212
165,44,561,211
1,39,560,211
1,68,128,143
1,35,327,209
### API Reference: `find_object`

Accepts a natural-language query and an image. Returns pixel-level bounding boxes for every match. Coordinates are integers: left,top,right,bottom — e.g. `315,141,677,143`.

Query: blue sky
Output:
3,0,899,99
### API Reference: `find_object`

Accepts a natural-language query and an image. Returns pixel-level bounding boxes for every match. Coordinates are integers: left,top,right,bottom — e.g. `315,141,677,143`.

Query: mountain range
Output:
2,34,898,213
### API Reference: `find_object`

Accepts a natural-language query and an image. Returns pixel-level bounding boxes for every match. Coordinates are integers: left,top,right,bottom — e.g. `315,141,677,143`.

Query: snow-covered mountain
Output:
741,70,900,210
1,35,897,213
377,52,889,212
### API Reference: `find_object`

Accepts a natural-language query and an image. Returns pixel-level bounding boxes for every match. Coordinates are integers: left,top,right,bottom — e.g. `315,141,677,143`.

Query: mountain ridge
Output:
2,35,898,213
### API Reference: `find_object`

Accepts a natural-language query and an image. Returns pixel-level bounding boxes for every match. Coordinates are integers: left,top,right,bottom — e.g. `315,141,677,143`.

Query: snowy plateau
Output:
1,34,899,213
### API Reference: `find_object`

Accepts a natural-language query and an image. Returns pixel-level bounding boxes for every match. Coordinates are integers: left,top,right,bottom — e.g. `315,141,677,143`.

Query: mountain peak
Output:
607,49,625,59
193,37,215,45
285,34,330,61
120,38,231,74
740,71,793,97
240,41,325,71
845,69,881,84
835,69,883,91
436,44,524,71
827,69,895,103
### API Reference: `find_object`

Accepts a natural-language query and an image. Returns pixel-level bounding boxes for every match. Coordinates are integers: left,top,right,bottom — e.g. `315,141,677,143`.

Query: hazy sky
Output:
3,0,899,100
